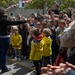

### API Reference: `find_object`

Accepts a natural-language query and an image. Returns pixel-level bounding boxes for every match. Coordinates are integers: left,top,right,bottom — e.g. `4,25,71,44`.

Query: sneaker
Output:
23,56,27,60
31,64,34,67
32,70,36,73
1,68,11,74
31,70,36,75
18,58,21,62
10,56,15,59
30,60,33,63
14,57,18,61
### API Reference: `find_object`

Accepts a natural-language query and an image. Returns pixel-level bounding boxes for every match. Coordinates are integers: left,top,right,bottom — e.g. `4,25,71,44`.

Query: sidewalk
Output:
7,58,34,71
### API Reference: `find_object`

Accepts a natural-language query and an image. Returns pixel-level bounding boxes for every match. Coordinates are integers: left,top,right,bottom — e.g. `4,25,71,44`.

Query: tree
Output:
26,0,75,12
26,0,56,14
59,0,75,10
0,0,16,8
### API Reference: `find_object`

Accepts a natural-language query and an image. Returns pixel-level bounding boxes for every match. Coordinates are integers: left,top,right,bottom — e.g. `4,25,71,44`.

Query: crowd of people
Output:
0,4,75,75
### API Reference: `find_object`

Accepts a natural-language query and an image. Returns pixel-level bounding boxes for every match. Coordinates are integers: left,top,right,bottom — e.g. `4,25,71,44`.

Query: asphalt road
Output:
0,61,31,75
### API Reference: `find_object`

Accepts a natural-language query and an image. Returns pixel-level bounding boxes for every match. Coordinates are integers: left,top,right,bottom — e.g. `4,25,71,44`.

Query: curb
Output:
7,58,34,71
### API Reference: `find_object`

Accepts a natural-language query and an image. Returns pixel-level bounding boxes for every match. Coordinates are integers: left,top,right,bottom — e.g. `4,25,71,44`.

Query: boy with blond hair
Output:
42,28,52,67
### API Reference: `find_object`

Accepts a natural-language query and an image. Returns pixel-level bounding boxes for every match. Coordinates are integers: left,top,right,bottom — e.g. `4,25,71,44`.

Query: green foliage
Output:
0,0,7,8
8,0,16,5
60,0,75,10
26,0,75,11
1,0,75,11
25,0,56,9
0,0,16,8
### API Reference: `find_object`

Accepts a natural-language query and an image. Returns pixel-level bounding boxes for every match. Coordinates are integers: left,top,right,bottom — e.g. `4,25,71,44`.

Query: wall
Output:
7,7,43,17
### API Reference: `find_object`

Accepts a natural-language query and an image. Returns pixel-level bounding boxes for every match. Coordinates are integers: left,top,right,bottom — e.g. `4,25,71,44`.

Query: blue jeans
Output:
0,37,10,70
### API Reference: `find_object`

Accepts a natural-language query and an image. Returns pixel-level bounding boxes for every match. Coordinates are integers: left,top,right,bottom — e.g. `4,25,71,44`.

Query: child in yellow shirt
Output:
11,27,22,61
42,28,52,67
29,28,44,75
